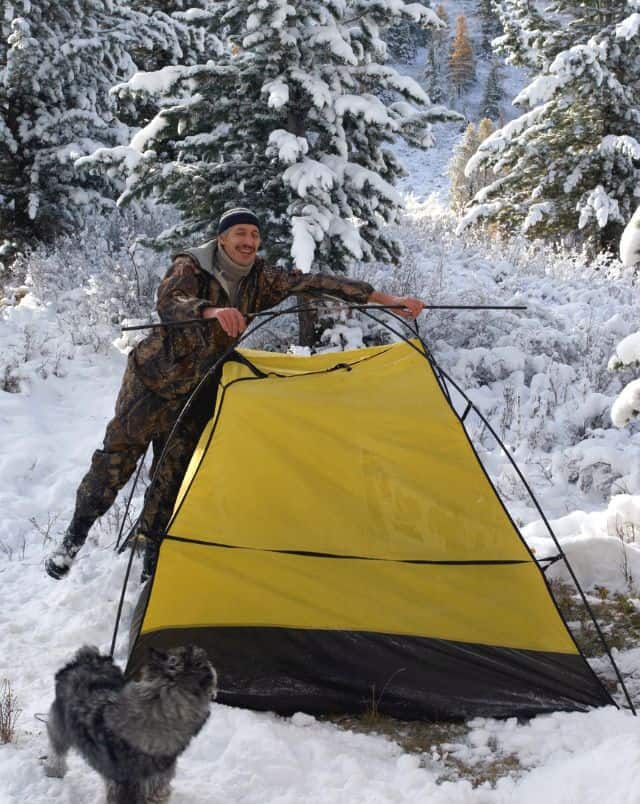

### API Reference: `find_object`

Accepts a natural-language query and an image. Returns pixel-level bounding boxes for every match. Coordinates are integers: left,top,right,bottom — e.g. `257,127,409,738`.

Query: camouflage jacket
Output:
132,240,374,398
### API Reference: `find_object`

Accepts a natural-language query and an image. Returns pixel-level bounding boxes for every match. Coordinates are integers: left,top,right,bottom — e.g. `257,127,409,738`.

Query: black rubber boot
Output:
45,531,83,579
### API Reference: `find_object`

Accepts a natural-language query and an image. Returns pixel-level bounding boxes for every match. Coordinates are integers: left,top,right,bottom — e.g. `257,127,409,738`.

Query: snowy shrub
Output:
608,208,640,426
395,198,640,518
1,362,21,394
20,210,169,327
609,328,640,426
0,680,20,744
0,208,172,394
620,204,640,268
607,494,640,545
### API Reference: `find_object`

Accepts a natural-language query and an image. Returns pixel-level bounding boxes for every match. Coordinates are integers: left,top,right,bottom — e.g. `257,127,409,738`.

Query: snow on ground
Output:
3,31,640,804
3,198,640,801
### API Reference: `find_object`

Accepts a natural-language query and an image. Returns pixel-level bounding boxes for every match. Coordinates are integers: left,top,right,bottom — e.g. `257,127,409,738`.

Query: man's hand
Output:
368,291,425,320
202,306,247,337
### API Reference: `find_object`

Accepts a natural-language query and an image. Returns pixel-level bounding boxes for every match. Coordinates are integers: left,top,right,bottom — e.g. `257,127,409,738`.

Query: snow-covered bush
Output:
608,206,640,426
1,209,171,389
609,329,640,427
0,680,20,745
395,198,640,519
620,204,640,268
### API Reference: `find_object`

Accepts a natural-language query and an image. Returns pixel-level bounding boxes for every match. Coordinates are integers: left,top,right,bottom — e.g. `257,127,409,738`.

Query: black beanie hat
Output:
218,207,261,236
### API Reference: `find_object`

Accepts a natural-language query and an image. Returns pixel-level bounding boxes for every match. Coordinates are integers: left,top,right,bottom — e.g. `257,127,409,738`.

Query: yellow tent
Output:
127,340,611,719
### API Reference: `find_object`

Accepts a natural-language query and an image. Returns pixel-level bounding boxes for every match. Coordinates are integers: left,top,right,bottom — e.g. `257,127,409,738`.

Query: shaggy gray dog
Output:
44,644,217,803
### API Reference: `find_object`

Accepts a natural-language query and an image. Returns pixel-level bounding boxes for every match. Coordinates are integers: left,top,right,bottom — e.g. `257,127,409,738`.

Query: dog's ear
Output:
148,648,167,667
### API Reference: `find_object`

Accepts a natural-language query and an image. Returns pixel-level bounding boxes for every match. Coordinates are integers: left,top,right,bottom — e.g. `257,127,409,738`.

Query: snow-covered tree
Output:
449,14,476,97
462,0,640,253
449,118,495,213
83,1,460,274
493,0,551,72
423,4,450,104
117,3,224,129
127,1,223,72
0,1,171,263
477,0,503,54
611,206,640,425
480,59,504,121
385,17,427,63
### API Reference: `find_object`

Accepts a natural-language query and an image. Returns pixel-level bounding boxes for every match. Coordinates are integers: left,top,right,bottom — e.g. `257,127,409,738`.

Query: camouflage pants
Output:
71,357,215,546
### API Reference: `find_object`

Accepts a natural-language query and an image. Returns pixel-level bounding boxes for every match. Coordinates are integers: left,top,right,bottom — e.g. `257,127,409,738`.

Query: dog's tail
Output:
54,645,122,687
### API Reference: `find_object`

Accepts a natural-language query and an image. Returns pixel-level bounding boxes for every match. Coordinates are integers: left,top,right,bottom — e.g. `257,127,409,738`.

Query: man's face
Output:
219,224,261,266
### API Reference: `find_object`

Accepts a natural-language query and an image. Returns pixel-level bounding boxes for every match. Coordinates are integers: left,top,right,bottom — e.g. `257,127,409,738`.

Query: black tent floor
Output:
128,625,611,721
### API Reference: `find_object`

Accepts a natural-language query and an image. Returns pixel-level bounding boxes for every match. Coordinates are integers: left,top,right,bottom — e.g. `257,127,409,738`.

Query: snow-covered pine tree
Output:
83,0,460,275
385,17,428,64
449,14,476,98
0,1,171,264
477,0,503,55
127,1,223,72
492,0,551,72
118,3,224,129
449,118,495,213
480,59,503,121
423,4,450,104
462,0,640,252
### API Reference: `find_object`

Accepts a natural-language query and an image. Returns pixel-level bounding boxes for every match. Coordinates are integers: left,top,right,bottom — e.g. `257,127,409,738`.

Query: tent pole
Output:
109,532,140,658
114,444,149,552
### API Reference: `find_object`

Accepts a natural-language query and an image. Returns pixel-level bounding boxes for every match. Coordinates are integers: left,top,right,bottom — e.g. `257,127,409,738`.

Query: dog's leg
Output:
145,762,176,802
44,700,69,779
106,779,147,804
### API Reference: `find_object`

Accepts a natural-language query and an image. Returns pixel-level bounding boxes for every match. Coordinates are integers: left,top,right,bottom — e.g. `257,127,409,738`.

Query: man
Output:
45,207,424,580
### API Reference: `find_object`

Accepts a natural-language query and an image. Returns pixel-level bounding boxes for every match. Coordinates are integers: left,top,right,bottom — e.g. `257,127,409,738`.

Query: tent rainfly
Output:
127,340,614,720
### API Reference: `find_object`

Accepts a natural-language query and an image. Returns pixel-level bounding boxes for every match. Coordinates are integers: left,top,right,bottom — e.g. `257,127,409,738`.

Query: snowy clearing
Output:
3,192,640,801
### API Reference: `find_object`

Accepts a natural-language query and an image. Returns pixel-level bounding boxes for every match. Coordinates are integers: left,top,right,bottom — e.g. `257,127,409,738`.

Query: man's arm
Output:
258,266,425,319
156,255,211,322
158,254,247,336
200,268,425,336
275,269,425,319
